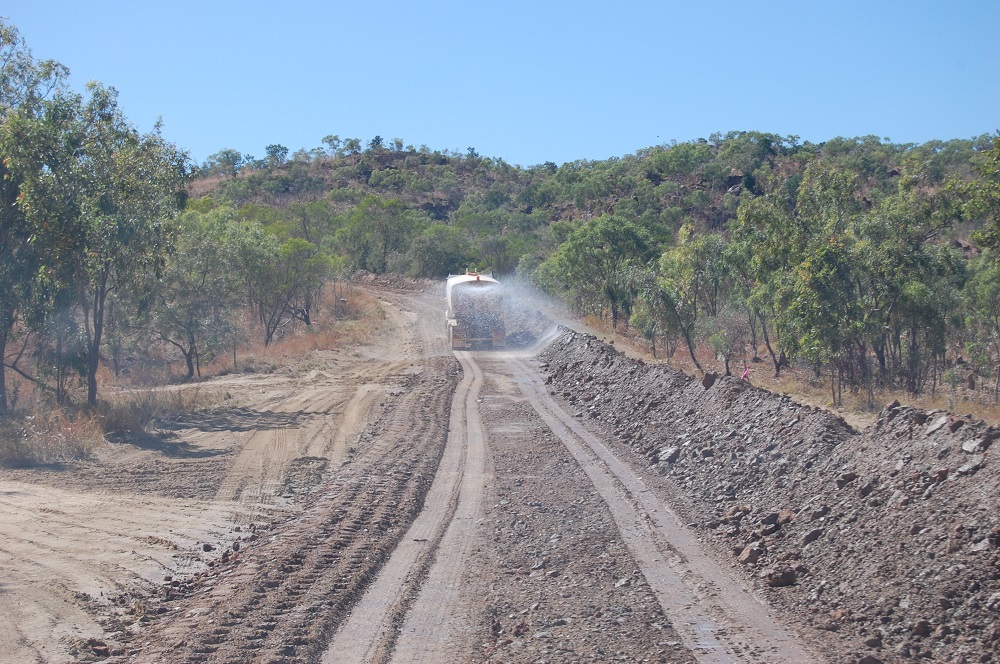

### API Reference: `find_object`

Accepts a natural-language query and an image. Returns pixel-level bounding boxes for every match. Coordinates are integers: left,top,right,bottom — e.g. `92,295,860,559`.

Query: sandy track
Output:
127,368,456,662
2,285,833,663
0,287,457,663
388,350,490,662
325,304,819,662
322,349,489,664
0,483,245,663
113,289,458,663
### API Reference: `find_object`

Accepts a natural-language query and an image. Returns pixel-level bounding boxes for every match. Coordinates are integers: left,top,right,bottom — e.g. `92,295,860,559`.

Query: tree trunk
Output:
187,329,198,380
55,332,66,405
907,321,920,394
87,337,101,407
0,308,32,413
0,324,8,415
87,347,99,405
747,309,760,360
681,325,702,371
859,340,875,409
759,316,782,377
83,281,108,408
873,338,887,377
302,290,313,326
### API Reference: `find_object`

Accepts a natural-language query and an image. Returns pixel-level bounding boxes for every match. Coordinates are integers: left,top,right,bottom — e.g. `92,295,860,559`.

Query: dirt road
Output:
0,285,825,663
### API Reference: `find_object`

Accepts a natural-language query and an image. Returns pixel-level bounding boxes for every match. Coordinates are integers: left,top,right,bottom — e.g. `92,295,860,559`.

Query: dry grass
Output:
96,385,224,438
593,322,1000,430
0,382,227,467
0,409,104,467
0,283,383,466
151,287,380,380
239,289,386,367
746,365,1000,429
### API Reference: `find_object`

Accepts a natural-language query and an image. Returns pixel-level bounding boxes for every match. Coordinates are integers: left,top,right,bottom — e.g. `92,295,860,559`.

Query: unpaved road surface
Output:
2,284,867,663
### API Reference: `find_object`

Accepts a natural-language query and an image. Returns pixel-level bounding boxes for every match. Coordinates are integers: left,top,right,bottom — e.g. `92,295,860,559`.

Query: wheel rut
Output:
505,355,818,663
321,350,489,664
114,290,459,664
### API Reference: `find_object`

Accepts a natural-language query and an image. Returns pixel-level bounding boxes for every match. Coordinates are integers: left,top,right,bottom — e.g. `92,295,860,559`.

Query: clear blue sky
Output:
5,1,998,168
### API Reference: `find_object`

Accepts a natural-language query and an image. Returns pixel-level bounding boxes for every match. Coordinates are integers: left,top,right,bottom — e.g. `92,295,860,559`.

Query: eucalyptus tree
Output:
260,238,335,346
964,253,1000,400
278,201,339,323
969,134,1000,251
337,196,415,274
406,224,471,278
265,143,288,168
654,225,729,370
15,82,186,405
150,208,244,379
537,216,653,329
0,20,69,413
203,148,243,178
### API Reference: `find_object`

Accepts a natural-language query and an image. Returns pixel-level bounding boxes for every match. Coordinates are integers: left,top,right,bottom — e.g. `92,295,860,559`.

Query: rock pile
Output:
538,328,1000,664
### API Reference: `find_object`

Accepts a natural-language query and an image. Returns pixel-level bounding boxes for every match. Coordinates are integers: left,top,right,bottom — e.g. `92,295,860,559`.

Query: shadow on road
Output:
157,407,305,433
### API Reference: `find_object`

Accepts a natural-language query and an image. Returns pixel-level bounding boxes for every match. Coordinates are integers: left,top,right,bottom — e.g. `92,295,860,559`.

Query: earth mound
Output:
538,328,1000,664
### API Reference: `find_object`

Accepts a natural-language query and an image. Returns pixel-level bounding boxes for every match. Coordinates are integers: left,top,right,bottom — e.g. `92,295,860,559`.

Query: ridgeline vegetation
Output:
2,18,1000,428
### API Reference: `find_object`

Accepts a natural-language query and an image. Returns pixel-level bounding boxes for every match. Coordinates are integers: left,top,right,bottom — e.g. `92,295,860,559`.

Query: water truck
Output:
446,272,505,350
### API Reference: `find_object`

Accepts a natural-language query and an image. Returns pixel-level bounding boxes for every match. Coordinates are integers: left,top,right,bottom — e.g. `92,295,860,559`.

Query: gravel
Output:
537,328,1000,664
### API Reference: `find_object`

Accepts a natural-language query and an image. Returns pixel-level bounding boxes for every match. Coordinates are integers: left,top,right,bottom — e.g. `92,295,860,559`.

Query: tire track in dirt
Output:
210,357,416,509
506,356,818,663
316,384,384,462
213,425,294,505
321,350,488,663
116,290,459,664
388,350,490,662
0,482,246,663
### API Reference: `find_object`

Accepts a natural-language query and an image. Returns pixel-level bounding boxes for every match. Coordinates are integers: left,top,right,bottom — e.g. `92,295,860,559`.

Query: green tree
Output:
18,83,185,405
406,224,471,278
965,253,1000,400
538,216,653,328
780,236,858,403
969,134,1000,251
322,134,342,156
646,141,713,181
265,143,288,168
279,201,339,321
0,20,69,413
630,266,680,359
204,148,243,178
258,238,333,345
151,208,243,379
654,225,729,370
338,196,414,273
343,137,361,155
